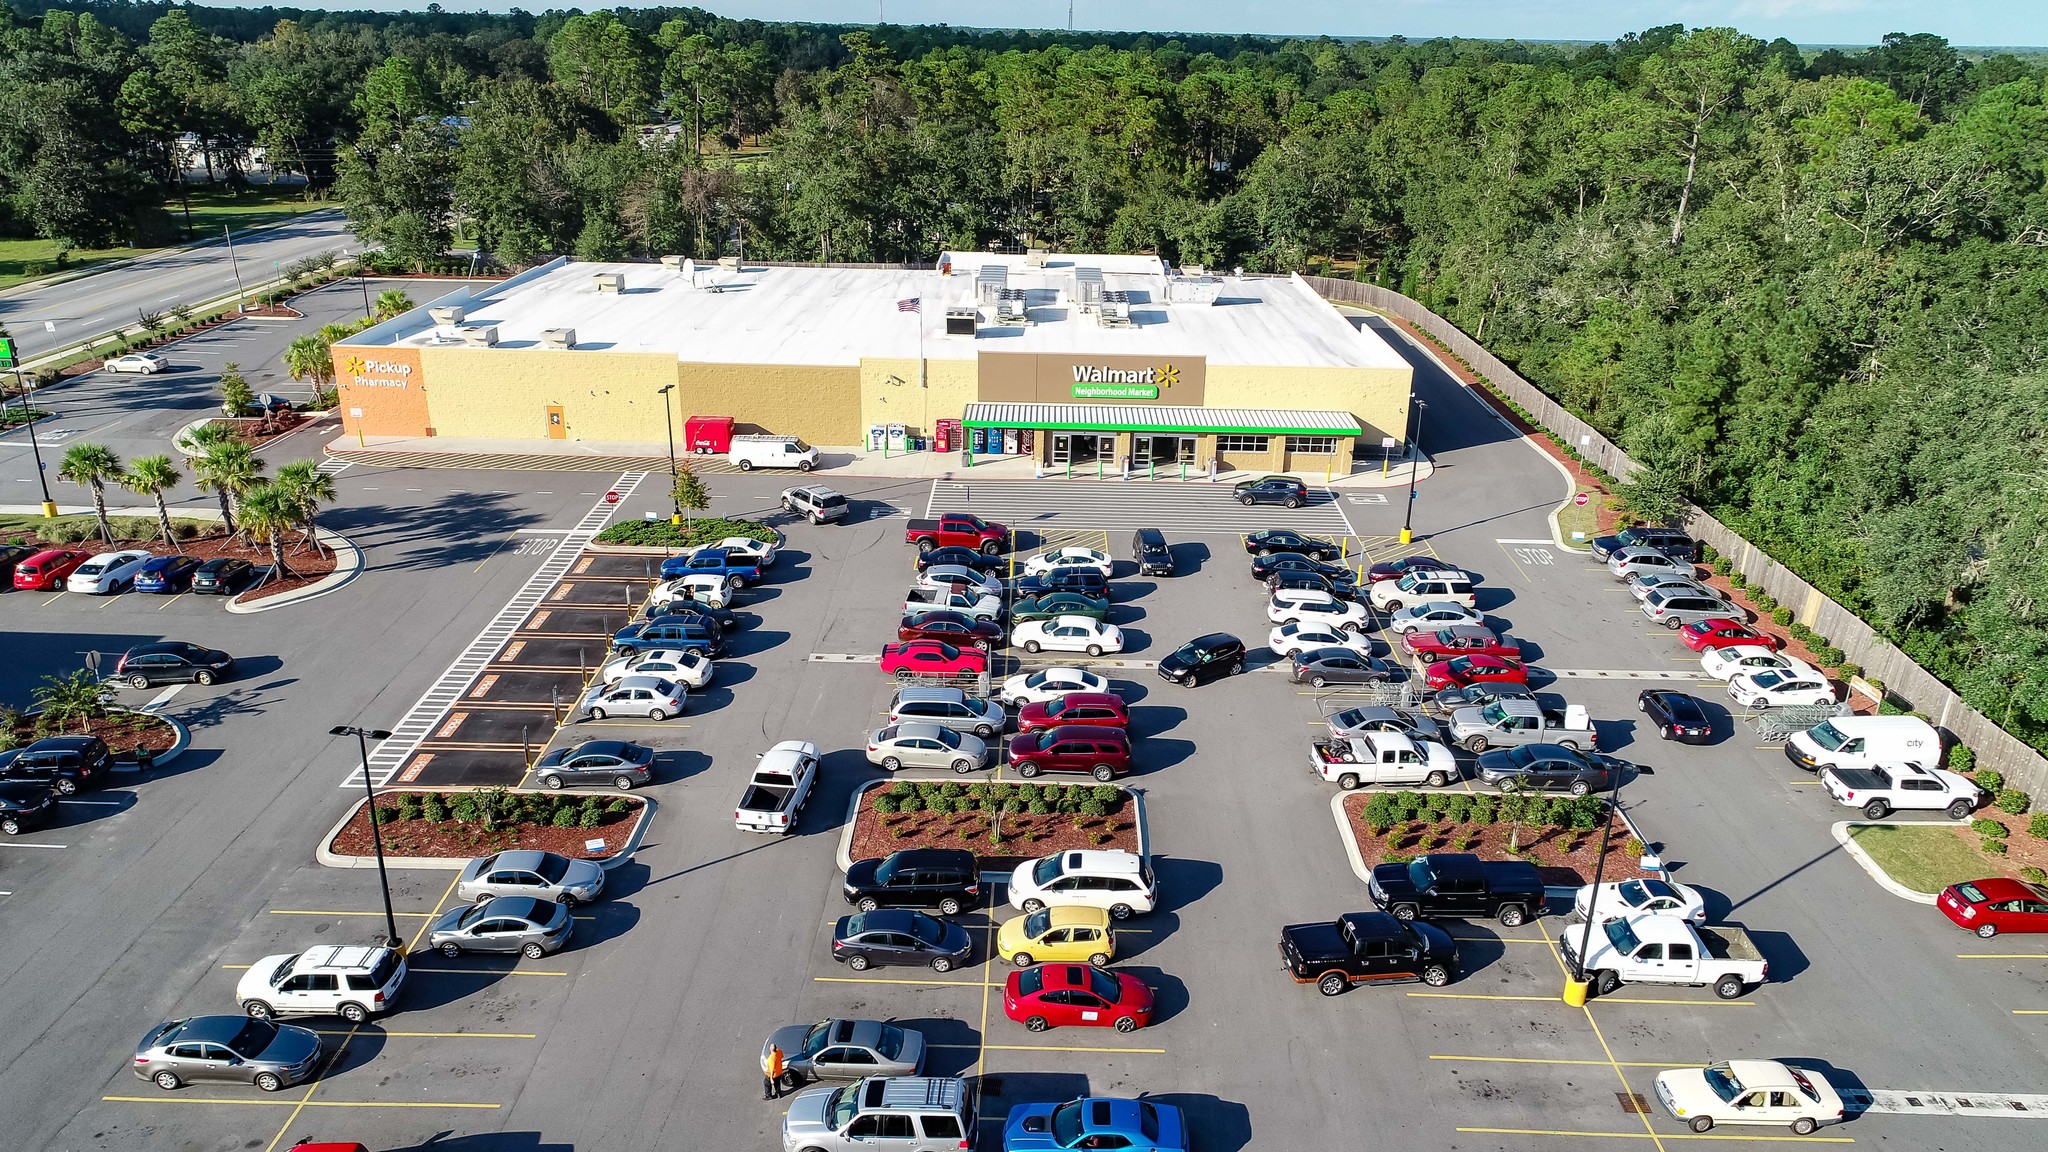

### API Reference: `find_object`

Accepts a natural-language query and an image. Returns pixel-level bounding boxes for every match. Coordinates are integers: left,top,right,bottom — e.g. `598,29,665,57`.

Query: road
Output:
0,210,356,361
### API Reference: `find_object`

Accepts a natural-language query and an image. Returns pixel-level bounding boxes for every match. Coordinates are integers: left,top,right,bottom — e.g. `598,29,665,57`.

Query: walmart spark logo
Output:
1156,363,1179,389
345,355,366,376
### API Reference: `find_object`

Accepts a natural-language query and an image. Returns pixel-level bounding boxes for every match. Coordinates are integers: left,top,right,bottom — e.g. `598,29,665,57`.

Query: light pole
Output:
224,225,248,313
657,384,680,524
1398,395,1427,545
331,724,402,950
16,369,57,518
1562,764,1628,1006
356,252,373,320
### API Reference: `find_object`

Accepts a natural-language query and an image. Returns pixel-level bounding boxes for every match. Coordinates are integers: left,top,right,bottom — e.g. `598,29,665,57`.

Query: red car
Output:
1007,725,1133,781
1003,962,1154,1033
1679,618,1783,653
1423,654,1528,690
898,610,1004,652
12,548,89,591
1938,877,2048,938
880,640,988,679
1017,691,1128,734
1402,626,1521,664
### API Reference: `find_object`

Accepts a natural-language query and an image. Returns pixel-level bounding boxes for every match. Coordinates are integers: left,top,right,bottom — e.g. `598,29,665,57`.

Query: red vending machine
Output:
934,418,960,453
684,416,733,454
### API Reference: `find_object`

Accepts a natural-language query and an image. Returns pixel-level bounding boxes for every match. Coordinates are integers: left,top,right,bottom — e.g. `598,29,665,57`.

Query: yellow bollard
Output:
1398,527,1414,545
40,500,58,518
1561,978,1590,1006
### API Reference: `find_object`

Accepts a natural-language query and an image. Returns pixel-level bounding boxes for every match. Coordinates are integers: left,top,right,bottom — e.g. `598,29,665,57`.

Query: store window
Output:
1285,436,1340,454
1215,435,1270,453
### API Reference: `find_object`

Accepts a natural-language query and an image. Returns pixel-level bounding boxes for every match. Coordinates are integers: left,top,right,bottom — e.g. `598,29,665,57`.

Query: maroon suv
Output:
1016,692,1129,734
1007,725,1133,781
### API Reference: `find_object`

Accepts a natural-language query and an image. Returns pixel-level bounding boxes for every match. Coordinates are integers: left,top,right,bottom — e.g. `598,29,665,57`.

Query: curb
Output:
1331,790,1372,885
315,789,657,871
585,524,788,559
835,778,1150,885
172,417,215,456
226,527,363,613
1830,820,1943,905
33,707,189,775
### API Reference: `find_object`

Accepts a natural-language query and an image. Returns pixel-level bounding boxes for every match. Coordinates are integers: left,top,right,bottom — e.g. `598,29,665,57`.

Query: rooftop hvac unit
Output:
1071,267,1104,307
976,265,1008,305
592,272,624,294
1096,291,1132,328
540,328,576,349
1179,264,1207,277
1166,275,1224,305
660,255,687,271
945,308,979,337
717,256,740,269
996,289,1028,324
460,325,499,347
1025,248,1050,267
427,305,465,327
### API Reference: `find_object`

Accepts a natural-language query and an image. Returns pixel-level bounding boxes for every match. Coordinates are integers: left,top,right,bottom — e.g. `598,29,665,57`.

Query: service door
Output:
546,405,566,439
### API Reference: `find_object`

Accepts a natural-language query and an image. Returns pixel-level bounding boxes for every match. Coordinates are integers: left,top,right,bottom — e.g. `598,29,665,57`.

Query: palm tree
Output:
283,334,336,394
184,420,237,454
192,440,264,536
274,460,336,552
238,482,301,584
121,455,184,551
57,443,123,546
35,669,108,737
374,289,414,320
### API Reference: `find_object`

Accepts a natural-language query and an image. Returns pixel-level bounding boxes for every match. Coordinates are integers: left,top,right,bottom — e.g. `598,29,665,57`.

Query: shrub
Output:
395,795,422,821
1711,557,1732,576
1728,572,1747,590
963,783,988,801
1770,607,1793,627
372,804,399,825
925,796,952,816
980,797,999,815
1091,832,1114,845
1058,789,1084,814
1078,798,1109,818
1819,647,1846,668
2030,813,2048,839
1838,663,1862,680
578,806,603,829
914,781,941,800
1015,784,1040,803
1973,818,2008,838
938,781,963,798
449,794,478,822
895,796,923,814
1443,794,1473,824
890,826,914,839
552,806,578,828
1569,802,1602,832
1996,789,2031,816
1091,784,1122,806
606,797,630,813
888,780,915,797
1027,799,1050,815
1624,836,1645,858
1983,838,2008,855
421,794,448,822
1699,543,1718,563
2021,866,2048,885
1363,794,1397,833
872,795,898,815
1750,591,1776,612
991,782,1016,801
1973,767,2002,793
1383,852,1414,865
1948,746,1976,776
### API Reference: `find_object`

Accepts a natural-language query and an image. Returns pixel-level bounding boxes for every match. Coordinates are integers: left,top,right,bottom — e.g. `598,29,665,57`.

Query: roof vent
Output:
427,305,465,327
459,325,499,347
1025,248,1050,267
659,255,686,271
592,272,624,294
540,328,576,349
945,308,979,337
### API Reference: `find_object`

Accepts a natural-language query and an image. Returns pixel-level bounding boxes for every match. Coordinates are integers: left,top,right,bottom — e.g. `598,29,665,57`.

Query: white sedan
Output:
650,574,736,609
104,352,169,374
65,549,153,594
1021,546,1114,578
705,535,775,566
1386,601,1484,635
1573,877,1707,924
1699,645,1815,682
1653,1059,1844,1136
1269,622,1374,658
998,666,1108,706
599,648,714,690
917,564,1002,598
1267,588,1370,631
1010,615,1124,656
1727,668,1838,709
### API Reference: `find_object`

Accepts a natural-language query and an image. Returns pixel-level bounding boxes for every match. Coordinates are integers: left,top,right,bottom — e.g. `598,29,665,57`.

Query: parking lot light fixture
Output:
657,384,680,524
331,724,401,950
1563,765,1627,1006
1399,396,1427,545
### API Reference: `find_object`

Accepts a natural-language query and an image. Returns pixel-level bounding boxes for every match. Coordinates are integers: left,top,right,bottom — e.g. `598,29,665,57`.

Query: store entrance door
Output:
1050,433,1111,465
1132,435,1194,467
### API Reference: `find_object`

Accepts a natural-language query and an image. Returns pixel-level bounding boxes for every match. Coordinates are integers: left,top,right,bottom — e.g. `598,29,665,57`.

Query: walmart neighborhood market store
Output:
332,252,1414,472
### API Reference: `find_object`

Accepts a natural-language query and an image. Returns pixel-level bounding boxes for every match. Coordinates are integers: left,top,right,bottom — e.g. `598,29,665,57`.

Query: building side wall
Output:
1205,364,1412,446
858,358,980,442
418,347,678,441
333,345,429,438
678,362,862,445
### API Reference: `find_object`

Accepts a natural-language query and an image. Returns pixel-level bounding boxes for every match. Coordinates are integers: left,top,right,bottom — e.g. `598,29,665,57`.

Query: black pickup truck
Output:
1280,912,1460,996
1368,853,1545,927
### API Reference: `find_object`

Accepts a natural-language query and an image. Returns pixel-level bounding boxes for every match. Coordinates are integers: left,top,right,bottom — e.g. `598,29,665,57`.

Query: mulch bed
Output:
7,711,178,761
1950,806,2048,876
848,783,1140,872
1342,791,1655,888
329,795,646,861
213,411,313,448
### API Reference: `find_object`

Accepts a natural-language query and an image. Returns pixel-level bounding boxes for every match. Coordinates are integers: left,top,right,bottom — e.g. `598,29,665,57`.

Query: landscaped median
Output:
6,697,184,769
840,779,1144,873
590,516,780,551
318,787,653,871
1334,789,1655,887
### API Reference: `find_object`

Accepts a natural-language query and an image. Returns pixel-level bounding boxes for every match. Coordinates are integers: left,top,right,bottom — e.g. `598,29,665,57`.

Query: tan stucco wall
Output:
1205,364,1412,446
677,362,862,446
859,358,979,441
418,346,678,441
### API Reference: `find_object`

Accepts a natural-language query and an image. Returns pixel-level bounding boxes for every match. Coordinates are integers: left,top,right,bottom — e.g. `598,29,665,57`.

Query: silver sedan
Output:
427,896,573,959
764,1018,928,1086
134,1015,322,1092
456,850,605,906
866,722,992,773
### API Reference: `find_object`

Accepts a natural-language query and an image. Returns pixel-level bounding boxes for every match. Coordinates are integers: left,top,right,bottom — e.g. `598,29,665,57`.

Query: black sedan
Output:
642,600,742,632
1235,477,1309,508
1251,552,1357,586
0,780,58,836
1366,554,1458,583
913,546,1005,575
1291,649,1400,687
1270,570,1361,601
533,740,656,789
190,557,254,594
1244,530,1342,561
1639,689,1715,744
831,909,973,973
114,642,235,687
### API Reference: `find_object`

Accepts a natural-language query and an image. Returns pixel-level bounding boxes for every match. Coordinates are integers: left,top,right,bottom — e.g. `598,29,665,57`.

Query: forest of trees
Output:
4,2,2046,754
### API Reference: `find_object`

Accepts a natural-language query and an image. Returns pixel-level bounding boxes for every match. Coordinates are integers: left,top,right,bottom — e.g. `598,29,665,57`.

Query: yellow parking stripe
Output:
1456,1127,1848,1143
269,910,432,918
813,975,983,987
1958,953,2048,959
310,1030,537,1038
984,1043,1165,1054
1431,1054,1681,1068
1408,992,1752,1007
103,1096,500,1109
409,967,569,977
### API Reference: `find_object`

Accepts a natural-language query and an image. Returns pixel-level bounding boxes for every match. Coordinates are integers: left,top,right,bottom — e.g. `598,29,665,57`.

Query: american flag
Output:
897,297,921,313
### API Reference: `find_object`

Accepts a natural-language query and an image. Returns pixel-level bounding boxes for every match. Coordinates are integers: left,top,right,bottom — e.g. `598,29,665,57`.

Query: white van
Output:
729,434,819,472
1785,715,1939,773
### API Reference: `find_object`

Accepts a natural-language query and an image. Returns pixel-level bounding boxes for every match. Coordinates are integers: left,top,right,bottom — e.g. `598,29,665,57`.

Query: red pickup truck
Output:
906,512,1009,555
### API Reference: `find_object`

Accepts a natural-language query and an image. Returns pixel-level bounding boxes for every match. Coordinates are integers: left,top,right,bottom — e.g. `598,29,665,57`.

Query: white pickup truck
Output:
902,587,1003,622
734,740,819,834
1559,913,1768,1000
1820,761,1980,820
1309,732,1459,790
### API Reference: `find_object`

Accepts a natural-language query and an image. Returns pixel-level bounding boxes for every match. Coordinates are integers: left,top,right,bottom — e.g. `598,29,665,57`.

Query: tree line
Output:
5,3,2046,753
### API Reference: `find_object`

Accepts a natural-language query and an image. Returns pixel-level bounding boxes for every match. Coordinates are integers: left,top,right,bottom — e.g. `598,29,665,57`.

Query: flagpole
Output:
917,295,926,390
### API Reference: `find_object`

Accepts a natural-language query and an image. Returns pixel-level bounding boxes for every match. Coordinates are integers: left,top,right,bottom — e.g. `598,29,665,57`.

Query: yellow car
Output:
997,905,1116,967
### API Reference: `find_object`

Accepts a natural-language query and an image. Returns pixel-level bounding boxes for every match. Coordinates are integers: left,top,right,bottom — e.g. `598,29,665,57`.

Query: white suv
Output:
236,945,406,1023
1369,570,1477,611
1008,850,1158,920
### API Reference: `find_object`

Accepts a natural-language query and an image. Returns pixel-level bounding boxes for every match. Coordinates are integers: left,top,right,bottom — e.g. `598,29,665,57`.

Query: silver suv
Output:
783,484,849,524
888,686,1005,738
1640,586,1738,630
782,1076,976,1152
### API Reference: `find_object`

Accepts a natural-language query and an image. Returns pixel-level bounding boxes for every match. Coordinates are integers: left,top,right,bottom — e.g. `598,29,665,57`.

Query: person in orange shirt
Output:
762,1043,785,1099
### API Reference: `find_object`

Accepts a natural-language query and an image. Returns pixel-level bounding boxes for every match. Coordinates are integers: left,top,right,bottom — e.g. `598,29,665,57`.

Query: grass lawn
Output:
0,184,332,291
1847,823,1994,894
1556,485,1602,545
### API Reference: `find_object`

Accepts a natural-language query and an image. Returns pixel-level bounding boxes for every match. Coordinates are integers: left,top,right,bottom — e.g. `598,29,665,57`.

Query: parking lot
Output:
7,335,2047,1151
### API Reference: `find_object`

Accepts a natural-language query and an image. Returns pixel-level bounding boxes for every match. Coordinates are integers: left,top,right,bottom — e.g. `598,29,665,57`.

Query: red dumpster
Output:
684,415,733,454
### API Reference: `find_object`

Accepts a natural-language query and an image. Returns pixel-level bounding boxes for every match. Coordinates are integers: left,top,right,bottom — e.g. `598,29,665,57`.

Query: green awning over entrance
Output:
961,402,1360,437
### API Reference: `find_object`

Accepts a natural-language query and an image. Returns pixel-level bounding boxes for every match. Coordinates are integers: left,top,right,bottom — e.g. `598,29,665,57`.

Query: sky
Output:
258,1,2045,49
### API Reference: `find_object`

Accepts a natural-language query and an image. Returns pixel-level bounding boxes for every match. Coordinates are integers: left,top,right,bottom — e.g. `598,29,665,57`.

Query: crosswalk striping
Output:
926,478,1354,535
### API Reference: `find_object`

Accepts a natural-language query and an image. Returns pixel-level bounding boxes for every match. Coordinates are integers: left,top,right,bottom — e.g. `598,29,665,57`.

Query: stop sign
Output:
604,491,621,505
1574,492,1590,507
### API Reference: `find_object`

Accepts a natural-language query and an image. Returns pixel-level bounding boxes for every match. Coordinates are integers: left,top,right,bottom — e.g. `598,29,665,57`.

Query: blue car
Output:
1004,1097,1188,1152
611,619,721,657
132,555,202,593
658,547,763,585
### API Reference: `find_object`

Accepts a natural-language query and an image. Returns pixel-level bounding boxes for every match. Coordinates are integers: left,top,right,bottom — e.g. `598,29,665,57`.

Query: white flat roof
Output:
355,254,1408,370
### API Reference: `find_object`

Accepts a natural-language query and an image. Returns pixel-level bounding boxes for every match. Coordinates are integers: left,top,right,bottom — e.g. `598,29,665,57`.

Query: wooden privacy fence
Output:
1303,275,2048,795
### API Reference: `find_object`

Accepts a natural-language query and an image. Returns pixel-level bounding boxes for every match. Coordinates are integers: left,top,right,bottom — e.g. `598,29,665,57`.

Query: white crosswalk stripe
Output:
928,478,1354,535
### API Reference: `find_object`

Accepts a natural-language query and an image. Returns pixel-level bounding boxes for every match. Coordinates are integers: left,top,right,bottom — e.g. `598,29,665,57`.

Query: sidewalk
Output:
324,433,1433,489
